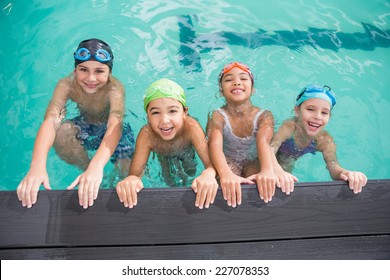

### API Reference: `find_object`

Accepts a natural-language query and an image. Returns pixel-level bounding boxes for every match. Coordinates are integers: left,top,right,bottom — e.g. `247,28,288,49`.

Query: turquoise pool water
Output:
1,0,389,190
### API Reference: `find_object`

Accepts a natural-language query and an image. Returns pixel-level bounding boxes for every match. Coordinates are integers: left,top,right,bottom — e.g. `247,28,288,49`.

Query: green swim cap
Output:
143,78,187,111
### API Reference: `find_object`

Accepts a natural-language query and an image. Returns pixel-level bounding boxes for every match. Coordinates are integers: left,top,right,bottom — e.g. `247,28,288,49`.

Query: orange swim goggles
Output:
218,61,254,85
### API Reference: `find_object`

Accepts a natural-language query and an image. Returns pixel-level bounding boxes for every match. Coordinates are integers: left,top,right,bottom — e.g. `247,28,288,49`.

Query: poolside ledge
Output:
0,179,389,259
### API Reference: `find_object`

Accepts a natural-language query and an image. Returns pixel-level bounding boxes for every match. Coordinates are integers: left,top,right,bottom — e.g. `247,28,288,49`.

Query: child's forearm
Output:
201,166,217,178
327,162,345,180
210,151,232,178
89,118,122,170
257,140,274,173
30,119,57,169
271,150,284,173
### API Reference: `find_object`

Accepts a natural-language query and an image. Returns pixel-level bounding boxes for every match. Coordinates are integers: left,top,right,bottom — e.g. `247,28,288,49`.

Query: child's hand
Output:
191,169,219,209
247,170,276,203
17,167,51,208
220,172,255,208
275,170,298,195
116,175,144,208
340,170,367,194
67,167,103,209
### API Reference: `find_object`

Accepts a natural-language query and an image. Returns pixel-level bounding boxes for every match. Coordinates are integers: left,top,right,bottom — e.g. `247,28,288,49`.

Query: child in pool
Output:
116,78,218,209
207,62,276,208
17,38,135,209
271,85,367,194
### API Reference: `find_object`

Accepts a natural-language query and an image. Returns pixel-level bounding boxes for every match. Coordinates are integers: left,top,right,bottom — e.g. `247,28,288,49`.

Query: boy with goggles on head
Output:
207,62,277,208
271,85,367,195
17,38,135,209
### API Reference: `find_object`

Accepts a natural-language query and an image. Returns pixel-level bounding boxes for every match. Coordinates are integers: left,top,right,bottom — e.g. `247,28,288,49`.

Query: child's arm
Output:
318,132,368,194
67,114,122,208
116,126,151,208
247,111,276,203
270,120,298,194
17,79,69,208
187,117,218,209
207,112,254,208
17,119,55,208
67,82,124,209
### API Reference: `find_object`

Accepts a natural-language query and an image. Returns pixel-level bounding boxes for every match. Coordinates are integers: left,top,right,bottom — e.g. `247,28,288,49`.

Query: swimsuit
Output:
277,137,316,160
218,108,264,170
72,116,135,163
157,146,197,187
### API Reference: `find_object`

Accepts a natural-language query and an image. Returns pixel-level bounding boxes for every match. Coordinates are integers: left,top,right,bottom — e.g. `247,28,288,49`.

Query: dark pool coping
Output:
0,179,389,259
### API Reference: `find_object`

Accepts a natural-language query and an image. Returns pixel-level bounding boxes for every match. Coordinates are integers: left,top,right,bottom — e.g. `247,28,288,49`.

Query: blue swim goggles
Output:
295,85,336,109
74,47,112,63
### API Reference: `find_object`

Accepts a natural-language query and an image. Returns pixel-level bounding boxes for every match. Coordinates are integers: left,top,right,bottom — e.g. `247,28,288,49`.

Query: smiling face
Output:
74,60,110,94
146,97,187,141
295,98,331,137
220,67,253,104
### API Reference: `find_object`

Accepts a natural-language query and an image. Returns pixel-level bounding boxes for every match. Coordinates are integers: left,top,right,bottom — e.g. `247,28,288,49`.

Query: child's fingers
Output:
263,183,269,203
196,187,207,209
43,177,51,190
116,183,125,203
16,182,23,202
210,182,218,204
278,177,286,193
204,187,213,209
67,176,80,190
80,180,90,209
244,175,256,184
225,185,232,206
191,180,198,194
230,186,236,207
88,181,99,207
30,186,39,206
24,179,35,208
258,183,264,201
221,185,227,201
236,184,242,206
339,173,348,182
124,184,133,208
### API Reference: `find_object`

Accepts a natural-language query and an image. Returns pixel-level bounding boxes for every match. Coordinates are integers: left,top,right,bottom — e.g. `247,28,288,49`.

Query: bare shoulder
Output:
260,109,274,119
257,109,275,131
56,76,72,90
107,76,125,96
280,118,296,131
271,118,295,147
209,109,225,126
257,109,274,123
185,116,205,136
138,124,153,140
315,130,335,151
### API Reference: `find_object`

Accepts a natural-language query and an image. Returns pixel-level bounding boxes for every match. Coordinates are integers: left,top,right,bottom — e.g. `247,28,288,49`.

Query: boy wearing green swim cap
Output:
116,78,218,209
271,85,367,195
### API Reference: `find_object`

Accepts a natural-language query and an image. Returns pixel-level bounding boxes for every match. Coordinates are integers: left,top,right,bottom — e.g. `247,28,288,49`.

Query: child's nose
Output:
88,73,97,81
161,113,170,123
314,111,322,119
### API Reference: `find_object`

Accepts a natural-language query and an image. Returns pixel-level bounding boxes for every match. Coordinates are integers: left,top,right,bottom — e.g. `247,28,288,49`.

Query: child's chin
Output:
307,128,321,136
160,134,176,141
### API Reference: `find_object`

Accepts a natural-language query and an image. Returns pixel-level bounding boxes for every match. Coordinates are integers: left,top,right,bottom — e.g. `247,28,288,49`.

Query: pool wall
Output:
0,180,389,259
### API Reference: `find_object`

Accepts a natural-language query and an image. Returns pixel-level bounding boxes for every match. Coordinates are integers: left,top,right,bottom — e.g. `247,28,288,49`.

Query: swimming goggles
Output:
74,47,112,63
218,61,254,83
296,85,337,108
